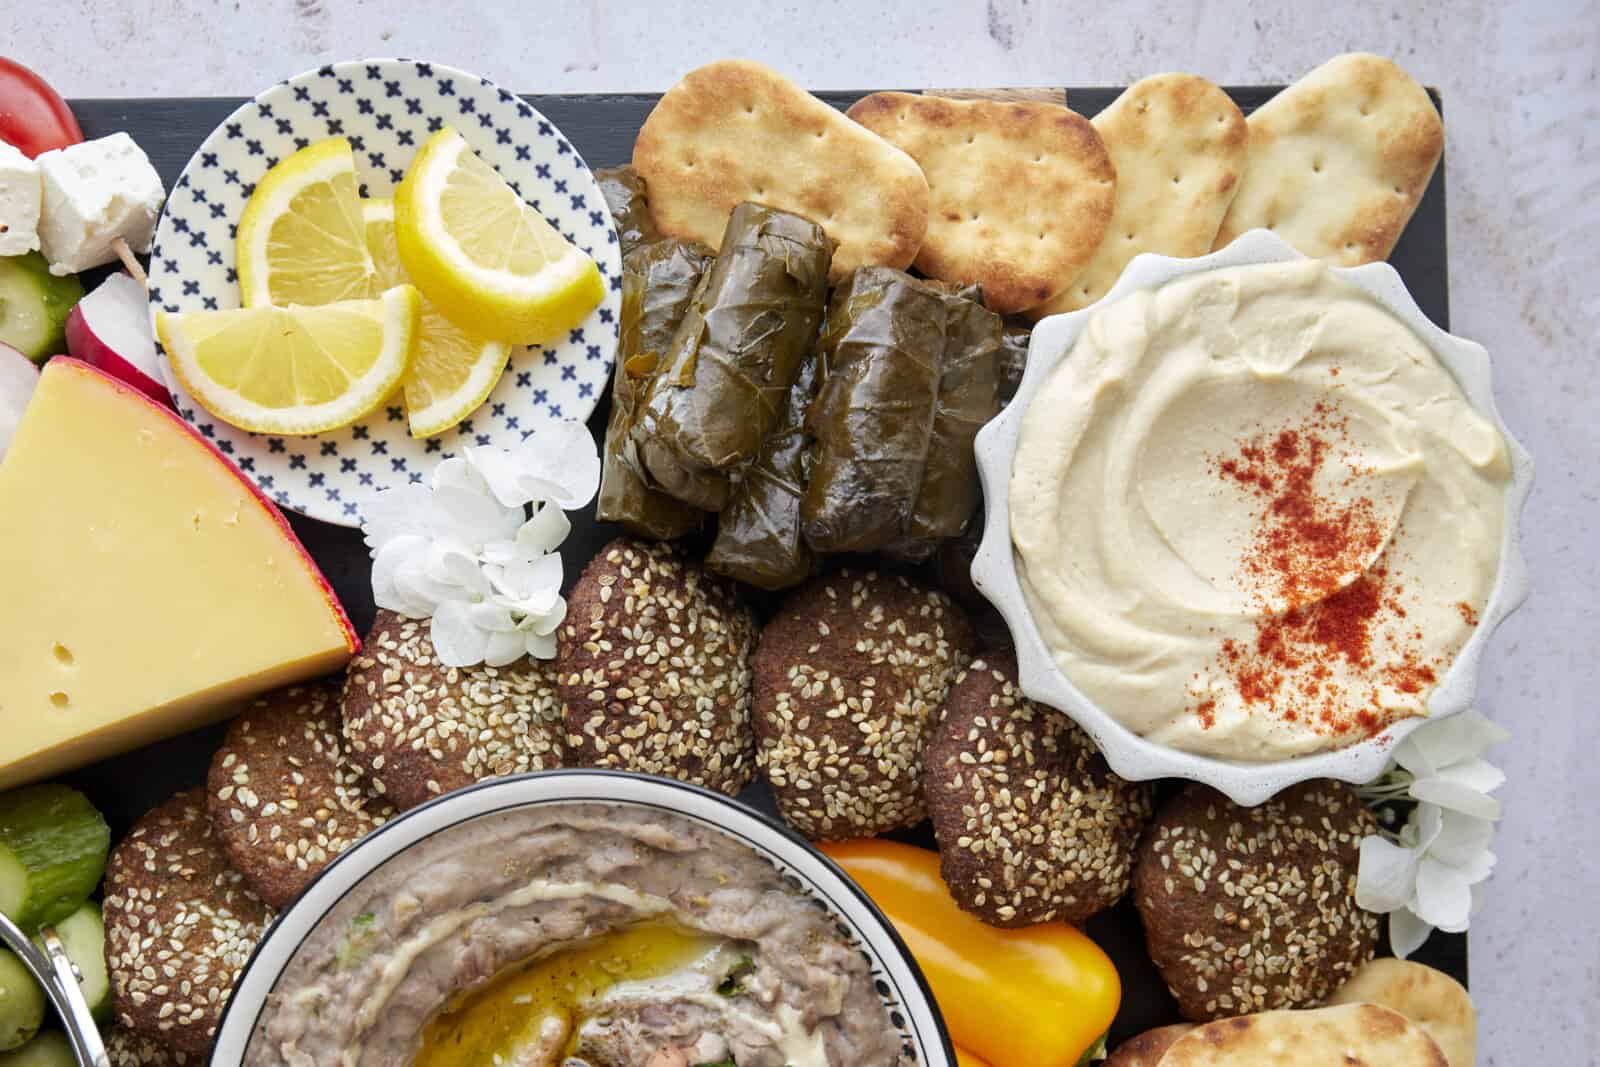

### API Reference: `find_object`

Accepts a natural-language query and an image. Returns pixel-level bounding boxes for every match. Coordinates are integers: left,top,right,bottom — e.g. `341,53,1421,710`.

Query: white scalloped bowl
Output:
971,229,1533,805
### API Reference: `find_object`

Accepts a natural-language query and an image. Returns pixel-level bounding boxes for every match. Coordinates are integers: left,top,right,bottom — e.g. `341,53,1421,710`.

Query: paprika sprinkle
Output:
1197,400,1443,742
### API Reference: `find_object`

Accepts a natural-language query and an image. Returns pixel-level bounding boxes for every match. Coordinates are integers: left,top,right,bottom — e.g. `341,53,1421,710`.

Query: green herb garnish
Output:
716,954,757,997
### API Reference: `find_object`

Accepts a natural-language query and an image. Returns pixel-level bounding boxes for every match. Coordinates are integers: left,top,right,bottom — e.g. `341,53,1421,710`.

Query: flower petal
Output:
1399,710,1510,773
510,421,601,509
362,484,434,550
466,445,539,509
431,601,490,667
371,535,435,617
1410,777,1502,820
1356,835,1419,913
1413,855,1474,931
483,629,529,667
519,502,571,554
523,629,558,660
1431,757,1506,797
1389,908,1434,959
1428,809,1496,867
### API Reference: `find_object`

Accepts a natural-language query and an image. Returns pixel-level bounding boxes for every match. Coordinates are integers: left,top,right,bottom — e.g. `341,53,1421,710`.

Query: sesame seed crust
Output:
340,609,566,811
206,682,396,909
557,536,759,795
1134,780,1380,1022
924,652,1154,926
102,787,271,1056
753,569,975,840
105,1025,197,1066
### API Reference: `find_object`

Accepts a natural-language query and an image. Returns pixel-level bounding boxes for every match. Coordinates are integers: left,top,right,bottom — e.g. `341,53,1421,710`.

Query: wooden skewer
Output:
112,236,148,289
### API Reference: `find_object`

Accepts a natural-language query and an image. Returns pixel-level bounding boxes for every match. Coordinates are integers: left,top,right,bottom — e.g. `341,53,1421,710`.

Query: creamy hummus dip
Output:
245,803,909,1067
1011,260,1510,761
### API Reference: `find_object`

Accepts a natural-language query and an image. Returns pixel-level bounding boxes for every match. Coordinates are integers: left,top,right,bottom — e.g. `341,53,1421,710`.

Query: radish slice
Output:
65,272,170,405
0,342,42,460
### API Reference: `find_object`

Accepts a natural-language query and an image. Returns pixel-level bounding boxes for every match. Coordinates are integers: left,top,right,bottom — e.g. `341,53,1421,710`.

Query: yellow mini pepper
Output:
821,839,1119,1067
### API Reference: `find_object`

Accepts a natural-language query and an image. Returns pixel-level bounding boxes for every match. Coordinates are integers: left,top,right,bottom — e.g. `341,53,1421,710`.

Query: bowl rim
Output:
208,768,955,1066
970,228,1535,806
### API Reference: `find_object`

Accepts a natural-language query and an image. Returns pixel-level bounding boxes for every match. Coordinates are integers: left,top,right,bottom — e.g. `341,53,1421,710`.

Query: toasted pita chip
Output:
1213,52,1443,265
632,60,928,283
1105,1024,1195,1067
1160,1003,1448,1067
849,92,1115,313
1030,74,1246,318
1328,958,1476,1067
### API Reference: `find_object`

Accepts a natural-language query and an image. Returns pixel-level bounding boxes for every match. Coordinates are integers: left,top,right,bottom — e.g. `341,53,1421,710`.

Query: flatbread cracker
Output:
1104,1024,1194,1067
632,60,928,283
1213,52,1443,265
1030,74,1246,318
1328,958,1476,1067
1160,1003,1448,1067
848,92,1115,313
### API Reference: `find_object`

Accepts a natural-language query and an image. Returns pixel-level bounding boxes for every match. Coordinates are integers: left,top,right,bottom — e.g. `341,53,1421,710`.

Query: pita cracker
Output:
1328,958,1476,1067
1213,52,1443,265
848,92,1115,313
1030,73,1246,318
1105,1024,1195,1067
1158,1003,1448,1067
632,60,928,284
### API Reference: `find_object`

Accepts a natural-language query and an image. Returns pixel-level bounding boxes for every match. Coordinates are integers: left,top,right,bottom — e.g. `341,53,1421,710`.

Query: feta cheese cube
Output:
0,141,42,257
36,133,166,276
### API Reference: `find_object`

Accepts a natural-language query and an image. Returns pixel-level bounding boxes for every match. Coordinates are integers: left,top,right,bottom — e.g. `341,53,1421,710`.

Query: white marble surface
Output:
11,1,1598,1062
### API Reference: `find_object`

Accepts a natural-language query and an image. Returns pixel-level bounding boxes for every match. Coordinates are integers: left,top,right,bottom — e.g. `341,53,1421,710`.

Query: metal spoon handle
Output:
0,910,110,1067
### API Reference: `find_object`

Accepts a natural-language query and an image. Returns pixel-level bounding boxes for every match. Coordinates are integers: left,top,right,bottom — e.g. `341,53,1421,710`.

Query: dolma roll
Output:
594,165,659,256
631,202,833,511
595,239,714,539
706,349,821,590
801,267,1002,556
887,295,1002,560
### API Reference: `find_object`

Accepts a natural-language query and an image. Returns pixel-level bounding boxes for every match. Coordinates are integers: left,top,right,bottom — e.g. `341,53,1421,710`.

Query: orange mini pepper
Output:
954,1047,994,1067
821,839,1119,1067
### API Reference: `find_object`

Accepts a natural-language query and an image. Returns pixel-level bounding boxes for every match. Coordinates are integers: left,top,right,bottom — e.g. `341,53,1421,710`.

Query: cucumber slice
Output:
0,1031,74,1067
33,902,108,1022
0,950,45,1052
0,253,83,364
0,786,110,932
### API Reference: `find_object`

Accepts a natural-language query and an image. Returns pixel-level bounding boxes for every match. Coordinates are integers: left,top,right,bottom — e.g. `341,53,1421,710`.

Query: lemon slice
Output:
237,137,376,308
157,286,421,436
395,126,603,345
363,199,513,438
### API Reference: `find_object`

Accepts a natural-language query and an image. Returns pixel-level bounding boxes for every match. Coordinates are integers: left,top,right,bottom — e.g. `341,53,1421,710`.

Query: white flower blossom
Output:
1355,710,1509,957
361,422,599,668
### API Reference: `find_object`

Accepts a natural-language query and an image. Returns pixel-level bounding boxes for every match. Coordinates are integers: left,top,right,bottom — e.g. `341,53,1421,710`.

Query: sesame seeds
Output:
1134,781,1380,1021
206,683,395,909
924,655,1153,926
103,788,270,1056
341,610,566,811
557,538,758,795
753,570,974,839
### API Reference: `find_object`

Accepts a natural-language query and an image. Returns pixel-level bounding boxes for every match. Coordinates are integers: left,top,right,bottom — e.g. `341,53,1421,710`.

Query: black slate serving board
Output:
60,87,1463,1048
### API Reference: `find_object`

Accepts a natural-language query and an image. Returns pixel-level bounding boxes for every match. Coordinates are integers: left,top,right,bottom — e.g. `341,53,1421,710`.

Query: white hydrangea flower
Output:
1355,710,1509,957
361,421,599,668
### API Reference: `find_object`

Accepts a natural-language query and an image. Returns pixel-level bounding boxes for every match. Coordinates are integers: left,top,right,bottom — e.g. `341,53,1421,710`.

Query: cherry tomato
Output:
0,57,83,157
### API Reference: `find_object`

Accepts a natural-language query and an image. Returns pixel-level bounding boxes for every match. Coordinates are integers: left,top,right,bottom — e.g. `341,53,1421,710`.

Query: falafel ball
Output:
557,537,759,795
753,569,974,839
924,652,1153,925
1134,780,1381,1020
341,609,567,811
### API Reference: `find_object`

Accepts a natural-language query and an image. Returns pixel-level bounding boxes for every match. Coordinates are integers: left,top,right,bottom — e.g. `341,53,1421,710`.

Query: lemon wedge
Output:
237,137,376,308
363,199,513,438
157,286,421,436
395,126,603,345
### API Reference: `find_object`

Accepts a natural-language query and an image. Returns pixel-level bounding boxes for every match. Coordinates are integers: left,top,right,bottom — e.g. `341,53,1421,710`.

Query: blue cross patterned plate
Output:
146,58,622,528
